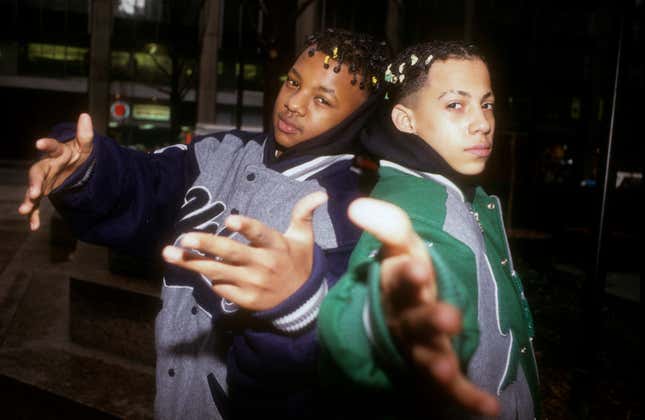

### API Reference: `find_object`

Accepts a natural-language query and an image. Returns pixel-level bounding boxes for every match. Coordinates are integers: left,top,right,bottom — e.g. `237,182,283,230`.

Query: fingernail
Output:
163,246,182,261
226,215,241,230
30,221,38,231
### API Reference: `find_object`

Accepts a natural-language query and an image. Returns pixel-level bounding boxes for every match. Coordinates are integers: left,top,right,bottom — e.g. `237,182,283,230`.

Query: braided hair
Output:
383,40,487,105
302,28,389,93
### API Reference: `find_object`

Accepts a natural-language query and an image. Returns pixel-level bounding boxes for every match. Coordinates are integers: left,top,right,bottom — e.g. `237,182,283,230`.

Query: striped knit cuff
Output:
254,244,329,334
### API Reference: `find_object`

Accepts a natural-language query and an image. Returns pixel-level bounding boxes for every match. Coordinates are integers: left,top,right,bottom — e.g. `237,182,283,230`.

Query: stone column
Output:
196,0,222,133
88,0,113,134
295,0,319,55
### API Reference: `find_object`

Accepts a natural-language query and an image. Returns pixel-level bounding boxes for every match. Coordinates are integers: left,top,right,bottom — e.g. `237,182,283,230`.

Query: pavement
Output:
0,163,155,419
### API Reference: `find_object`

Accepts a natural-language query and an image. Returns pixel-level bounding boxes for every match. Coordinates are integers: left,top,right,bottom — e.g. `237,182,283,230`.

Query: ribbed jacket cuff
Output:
254,244,329,334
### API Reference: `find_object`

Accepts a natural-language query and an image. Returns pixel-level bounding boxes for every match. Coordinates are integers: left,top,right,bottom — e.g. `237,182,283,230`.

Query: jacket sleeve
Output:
48,129,196,257
224,240,355,411
317,216,480,390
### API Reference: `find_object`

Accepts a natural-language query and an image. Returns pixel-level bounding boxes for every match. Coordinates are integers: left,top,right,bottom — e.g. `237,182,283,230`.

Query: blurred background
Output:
0,0,641,418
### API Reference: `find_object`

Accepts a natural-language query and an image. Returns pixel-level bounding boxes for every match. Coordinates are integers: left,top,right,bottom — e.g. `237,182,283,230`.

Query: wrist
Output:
253,244,328,334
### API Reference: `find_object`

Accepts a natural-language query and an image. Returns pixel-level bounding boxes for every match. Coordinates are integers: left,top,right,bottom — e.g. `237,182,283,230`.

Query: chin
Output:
458,164,487,176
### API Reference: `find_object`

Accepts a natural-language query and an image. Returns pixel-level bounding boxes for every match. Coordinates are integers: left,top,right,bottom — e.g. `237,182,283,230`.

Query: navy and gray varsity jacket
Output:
49,129,364,419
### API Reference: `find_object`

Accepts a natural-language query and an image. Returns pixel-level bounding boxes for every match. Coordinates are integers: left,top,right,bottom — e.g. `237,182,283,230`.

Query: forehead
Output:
290,50,365,98
425,58,491,94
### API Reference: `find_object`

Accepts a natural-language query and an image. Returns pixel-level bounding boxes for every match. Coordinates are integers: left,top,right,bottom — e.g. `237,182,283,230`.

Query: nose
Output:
468,106,492,136
285,90,306,116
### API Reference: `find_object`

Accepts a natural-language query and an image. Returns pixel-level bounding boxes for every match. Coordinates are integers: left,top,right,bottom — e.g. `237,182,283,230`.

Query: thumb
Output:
348,198,427,261
284,191,328,242
76,113,94,151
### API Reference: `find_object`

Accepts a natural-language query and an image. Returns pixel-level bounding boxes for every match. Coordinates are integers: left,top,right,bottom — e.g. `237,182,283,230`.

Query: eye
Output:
483,102,495,111
315,96,330,106
286,77,299,88
447,102,463,110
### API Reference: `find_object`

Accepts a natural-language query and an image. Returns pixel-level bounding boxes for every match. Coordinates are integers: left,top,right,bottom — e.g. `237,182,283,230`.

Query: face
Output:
401,58,495,175
272,50,369,150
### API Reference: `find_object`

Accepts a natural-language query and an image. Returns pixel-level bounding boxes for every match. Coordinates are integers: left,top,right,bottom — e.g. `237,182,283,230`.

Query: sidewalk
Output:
0,167,155,419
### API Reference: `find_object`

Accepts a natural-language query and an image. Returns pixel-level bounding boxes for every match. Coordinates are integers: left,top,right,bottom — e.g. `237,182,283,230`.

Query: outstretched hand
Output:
162,191,328,311
18,113,95,231
348,198,500,417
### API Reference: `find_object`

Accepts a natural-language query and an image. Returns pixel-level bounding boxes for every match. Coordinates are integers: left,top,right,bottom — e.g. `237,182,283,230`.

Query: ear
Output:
391,104,416,134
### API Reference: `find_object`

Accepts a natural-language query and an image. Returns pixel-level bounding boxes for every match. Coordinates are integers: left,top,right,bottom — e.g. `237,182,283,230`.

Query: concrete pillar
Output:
196,0,222,132
295,0,319,55
386,0,402,54
464,0,475,42
88,0,113,134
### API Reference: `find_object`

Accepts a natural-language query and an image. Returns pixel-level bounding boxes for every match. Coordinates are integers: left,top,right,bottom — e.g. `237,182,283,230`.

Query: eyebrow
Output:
289,67,302,80
438,90,494,100
317,85,336,95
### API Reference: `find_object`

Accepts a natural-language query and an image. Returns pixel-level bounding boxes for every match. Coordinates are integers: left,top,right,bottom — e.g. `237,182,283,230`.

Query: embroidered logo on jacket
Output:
170,185,240,314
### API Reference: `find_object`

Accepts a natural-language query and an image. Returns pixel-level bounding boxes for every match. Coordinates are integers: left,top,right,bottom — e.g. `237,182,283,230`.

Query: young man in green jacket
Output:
319,41,539,419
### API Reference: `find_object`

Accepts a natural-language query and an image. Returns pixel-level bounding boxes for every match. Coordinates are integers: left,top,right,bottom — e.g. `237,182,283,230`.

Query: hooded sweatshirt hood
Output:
360,103,478,202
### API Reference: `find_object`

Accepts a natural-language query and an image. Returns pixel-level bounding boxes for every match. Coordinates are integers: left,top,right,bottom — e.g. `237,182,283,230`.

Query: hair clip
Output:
308,48,315,57
384,92,390,100
399,74,405,83
424,54,434,66
332,47,339,60
398,62,406,74
410,54,419,66
371,76,378,86
384,64,399,84
323,55,330,69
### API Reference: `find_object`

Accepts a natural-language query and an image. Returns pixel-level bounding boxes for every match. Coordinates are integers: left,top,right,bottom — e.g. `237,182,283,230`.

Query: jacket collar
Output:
379,160,467,203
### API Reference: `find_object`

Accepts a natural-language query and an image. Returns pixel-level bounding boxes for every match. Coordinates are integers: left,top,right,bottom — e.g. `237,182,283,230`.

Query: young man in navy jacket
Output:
19,29,388,419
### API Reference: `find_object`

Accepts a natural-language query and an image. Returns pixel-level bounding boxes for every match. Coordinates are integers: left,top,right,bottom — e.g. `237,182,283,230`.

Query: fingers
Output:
19,163,48,230
381,254,436,305
179,232,257,265
348,198,427,261
162,245,245,281
19,166,44,212
76,113,94,151
36,138,66,159
284,191,328,242
399,302,463,342
225,214,282,249
413,345,501,417
29,208,41,231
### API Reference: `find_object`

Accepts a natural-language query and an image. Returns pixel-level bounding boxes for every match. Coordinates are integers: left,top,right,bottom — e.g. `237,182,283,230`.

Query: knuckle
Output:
248,271,264,286
263,256,280,274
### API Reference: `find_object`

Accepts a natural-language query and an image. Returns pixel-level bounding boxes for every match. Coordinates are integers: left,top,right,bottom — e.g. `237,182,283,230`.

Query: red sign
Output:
110,101,131,121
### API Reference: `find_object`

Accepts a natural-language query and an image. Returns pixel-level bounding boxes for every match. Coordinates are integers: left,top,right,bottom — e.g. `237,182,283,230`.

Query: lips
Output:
277,114,301,135
465,144,492,158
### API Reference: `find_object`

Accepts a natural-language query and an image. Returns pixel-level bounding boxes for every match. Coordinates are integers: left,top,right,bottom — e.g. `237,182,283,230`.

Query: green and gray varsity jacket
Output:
319,161,540,419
